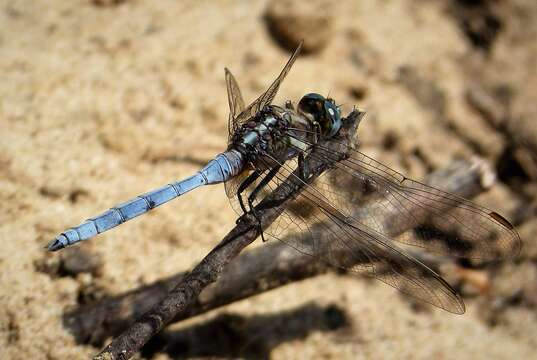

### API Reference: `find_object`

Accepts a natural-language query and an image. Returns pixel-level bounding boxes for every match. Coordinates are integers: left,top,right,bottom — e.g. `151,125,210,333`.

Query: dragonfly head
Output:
297,93,342,138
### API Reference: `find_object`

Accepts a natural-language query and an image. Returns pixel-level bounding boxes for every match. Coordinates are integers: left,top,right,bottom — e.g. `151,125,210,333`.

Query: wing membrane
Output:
225,68,246,139
283,132,521,260
247,154,465,314
228,42,303,137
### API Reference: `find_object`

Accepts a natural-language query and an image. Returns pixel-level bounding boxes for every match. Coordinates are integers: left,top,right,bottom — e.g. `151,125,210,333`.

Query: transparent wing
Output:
230,42,303,135
242,154,465,314
282,131,521,260
225,68,246,140
224,43,303,199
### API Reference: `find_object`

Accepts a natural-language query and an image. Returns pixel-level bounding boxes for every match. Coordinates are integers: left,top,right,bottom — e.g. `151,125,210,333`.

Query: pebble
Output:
60,247,103,276
264,0,334,54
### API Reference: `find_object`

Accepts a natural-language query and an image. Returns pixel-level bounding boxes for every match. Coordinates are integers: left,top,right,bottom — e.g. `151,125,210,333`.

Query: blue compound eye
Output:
298,93,342,139
323,100,342,138
298,93,325,116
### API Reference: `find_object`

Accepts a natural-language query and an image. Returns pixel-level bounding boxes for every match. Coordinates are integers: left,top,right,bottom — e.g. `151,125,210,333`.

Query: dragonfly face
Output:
297,93,342,139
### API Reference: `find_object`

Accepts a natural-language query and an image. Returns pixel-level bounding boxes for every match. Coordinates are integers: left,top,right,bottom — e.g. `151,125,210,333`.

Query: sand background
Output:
1,0,536,359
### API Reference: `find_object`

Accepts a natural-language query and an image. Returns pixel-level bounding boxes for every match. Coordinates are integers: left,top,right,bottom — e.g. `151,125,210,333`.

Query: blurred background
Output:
1,0,536,359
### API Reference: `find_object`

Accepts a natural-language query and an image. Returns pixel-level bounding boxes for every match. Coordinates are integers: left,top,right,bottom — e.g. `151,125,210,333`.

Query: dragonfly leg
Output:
285,100,295,110
237,170,262,218
247,165,282,242
298,152,310,180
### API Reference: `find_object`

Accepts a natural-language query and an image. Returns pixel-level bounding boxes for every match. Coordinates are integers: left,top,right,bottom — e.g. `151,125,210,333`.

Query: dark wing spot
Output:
488,211,514,230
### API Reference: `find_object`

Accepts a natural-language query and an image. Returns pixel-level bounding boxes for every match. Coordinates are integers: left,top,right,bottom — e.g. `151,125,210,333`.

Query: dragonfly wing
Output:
232,42,303,129
245,154,465,314
225,68,246,140
283,132,521,260
224,43,303,210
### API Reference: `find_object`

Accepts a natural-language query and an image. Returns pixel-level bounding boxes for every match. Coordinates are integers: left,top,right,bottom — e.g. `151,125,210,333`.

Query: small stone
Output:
264,0,334,54
34,256,61,276
92,0,126,7
60,247,103,276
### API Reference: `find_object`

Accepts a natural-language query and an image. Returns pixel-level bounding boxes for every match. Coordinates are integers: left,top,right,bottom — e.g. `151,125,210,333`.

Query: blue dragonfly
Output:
48,42,521,314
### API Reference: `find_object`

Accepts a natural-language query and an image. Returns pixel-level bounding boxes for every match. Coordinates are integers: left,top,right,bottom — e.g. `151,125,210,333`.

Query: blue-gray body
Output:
47,95,342,251
47,150,244,251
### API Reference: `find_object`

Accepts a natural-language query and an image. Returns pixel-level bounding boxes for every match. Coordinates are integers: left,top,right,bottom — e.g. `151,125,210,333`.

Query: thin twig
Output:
93,110,364,359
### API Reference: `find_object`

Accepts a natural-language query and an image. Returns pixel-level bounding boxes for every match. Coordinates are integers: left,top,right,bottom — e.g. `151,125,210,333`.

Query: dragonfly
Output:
47,42,521,314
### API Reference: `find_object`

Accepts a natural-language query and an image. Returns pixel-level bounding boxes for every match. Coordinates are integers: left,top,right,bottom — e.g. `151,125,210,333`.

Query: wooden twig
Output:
68,156,493,348
93,110,364,359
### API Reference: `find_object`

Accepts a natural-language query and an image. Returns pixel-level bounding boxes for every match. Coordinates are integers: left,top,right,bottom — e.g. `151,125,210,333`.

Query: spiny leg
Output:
237,169,263,218
247,164,282,242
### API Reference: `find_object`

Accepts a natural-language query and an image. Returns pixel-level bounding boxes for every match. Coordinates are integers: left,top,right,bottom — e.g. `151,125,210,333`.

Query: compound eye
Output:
298,93,326,116
323,100,342,138
298,93,341,138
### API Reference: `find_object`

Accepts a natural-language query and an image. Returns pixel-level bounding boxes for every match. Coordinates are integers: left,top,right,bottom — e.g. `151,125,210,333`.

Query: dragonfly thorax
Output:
231,108,290,166
239,114,279,149
231,95,343,168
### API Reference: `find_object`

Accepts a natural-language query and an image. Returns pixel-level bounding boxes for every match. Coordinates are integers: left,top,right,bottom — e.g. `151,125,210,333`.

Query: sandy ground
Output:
1,0,536,359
